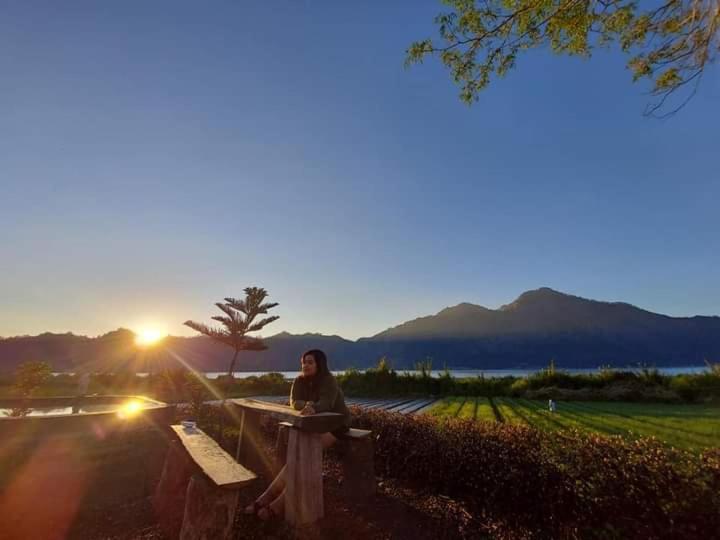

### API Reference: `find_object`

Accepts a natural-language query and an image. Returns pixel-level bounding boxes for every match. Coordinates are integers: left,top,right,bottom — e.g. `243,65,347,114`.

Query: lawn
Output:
426,396,498,422
424,397,720,451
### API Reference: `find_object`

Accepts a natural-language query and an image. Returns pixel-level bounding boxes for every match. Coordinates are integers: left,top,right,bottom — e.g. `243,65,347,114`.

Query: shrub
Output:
185,371,212,421
509,378,529,396
526,369,586,390
337,360,405,397
637,366,669,386
670,372,720,402
235,372,291,396
13,361,52,397
351,407,720,539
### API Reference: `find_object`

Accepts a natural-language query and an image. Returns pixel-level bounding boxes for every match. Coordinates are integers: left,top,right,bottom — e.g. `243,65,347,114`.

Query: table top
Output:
231,398,346,433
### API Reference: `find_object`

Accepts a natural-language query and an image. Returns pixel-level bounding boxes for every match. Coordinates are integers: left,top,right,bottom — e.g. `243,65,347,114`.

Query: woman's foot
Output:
242,500,263,515
243,494,273,515
257,503,281,521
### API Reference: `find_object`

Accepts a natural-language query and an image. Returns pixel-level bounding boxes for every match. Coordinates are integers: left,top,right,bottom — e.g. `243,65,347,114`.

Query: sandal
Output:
257,504,281,521
243,499,267,515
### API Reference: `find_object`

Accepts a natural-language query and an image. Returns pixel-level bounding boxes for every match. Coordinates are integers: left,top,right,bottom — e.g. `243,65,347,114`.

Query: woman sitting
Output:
244,348,350,520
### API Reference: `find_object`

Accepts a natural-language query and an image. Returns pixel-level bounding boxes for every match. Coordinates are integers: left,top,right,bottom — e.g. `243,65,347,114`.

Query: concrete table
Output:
231,398,345,526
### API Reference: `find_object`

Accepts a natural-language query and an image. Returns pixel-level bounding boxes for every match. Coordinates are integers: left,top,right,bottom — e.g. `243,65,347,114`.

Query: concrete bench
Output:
276,421,376,503
154,425,257,540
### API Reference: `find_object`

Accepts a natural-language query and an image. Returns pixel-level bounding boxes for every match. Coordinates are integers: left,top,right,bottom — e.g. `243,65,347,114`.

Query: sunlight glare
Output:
135,328,166,347
117,399,143,419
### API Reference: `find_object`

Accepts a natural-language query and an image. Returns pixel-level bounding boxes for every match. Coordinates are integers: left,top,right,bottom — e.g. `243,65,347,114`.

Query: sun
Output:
134,328,166,347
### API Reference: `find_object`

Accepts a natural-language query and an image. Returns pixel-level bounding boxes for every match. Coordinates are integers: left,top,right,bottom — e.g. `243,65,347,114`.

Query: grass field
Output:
426,396,498,421
425,397,720,451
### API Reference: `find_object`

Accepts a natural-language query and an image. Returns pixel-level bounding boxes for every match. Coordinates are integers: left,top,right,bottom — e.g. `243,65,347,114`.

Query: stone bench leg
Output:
341,437,376,503
179,473,239,540
276,422,291,469
285,428,324,526
154,440,194,540
236,410,270,479
278,423,376,505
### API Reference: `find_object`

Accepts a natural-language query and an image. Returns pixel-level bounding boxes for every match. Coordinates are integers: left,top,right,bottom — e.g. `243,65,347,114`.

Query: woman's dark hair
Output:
301,349,331,378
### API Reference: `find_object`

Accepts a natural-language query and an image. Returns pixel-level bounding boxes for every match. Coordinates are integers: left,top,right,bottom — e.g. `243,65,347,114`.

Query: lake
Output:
200,366,711,379
52,366,712,379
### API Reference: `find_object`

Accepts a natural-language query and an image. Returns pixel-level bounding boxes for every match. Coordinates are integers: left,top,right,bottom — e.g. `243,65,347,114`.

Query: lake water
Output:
200,366,711,379
0,401,161,417
53,366,711,380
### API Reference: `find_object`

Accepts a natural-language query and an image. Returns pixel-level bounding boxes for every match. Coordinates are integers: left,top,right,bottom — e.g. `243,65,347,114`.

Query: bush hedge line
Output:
3,363,719,404
350,406,720,539
337,364,720,403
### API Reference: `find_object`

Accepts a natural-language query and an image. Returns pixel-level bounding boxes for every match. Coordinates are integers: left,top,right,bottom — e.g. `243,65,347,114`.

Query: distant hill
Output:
0,329,364,374
1,288,718,373
361,288,720,368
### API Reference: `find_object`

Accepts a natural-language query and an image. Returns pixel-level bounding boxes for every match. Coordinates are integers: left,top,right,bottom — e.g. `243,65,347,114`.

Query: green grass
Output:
428,396,499,421
456,397,477,419
558,400,720,451
426,396,466,417
475,397,497,422
424,397,720,451
494,397,528,425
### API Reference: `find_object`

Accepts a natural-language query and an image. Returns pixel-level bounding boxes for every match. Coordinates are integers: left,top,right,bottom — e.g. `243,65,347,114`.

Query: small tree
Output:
184,371,210,422
415,357,433,378
185,287,280,380
547,358,557,376
184,287,279,438
14,361,52,398
10,361,52,417
704,358,720,377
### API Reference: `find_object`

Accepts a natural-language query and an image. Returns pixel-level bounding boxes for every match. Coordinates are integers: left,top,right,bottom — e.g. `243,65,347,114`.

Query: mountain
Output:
1,288,718,373
361,288,720,368
161,332,360,373
0,330,364,374
372,288,673,338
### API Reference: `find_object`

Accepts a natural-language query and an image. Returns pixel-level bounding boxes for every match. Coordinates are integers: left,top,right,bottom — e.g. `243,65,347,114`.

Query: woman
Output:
244,349,351,520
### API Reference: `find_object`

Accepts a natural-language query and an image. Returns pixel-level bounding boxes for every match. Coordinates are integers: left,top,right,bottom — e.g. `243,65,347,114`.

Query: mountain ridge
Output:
1,288,718,372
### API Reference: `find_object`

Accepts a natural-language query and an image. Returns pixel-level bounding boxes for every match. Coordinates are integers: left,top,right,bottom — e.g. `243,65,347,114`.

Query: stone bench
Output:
276,421,376,503
154,425,257,540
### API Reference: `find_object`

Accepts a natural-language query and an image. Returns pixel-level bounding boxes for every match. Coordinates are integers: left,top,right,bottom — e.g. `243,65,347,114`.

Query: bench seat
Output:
171,425,256,489
155,425,257,540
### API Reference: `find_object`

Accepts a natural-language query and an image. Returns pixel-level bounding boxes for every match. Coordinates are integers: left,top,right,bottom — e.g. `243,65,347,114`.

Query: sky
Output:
1,1,718,341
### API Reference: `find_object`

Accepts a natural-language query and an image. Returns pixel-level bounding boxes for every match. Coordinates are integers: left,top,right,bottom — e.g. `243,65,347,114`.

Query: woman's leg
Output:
320,432,338,449
264,464,287,496
263,487,285,518
244,464,286,513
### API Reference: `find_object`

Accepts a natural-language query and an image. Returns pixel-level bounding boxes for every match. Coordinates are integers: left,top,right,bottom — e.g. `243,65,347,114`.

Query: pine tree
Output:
184,287,279,440
185,287,280,379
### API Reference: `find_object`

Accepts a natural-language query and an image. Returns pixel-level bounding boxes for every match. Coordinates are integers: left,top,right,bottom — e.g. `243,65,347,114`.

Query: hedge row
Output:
350,406,720,539
336,367,720,403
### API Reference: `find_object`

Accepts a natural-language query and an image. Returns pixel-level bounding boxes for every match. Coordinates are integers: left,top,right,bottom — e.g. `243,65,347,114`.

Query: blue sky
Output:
1,1,718,340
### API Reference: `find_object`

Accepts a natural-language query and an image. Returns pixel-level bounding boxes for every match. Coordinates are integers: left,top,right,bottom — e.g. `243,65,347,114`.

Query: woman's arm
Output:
289,378,306,411
312,376,338,413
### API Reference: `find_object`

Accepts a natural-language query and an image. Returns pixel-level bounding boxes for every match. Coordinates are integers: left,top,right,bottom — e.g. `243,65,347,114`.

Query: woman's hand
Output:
300,402,316,416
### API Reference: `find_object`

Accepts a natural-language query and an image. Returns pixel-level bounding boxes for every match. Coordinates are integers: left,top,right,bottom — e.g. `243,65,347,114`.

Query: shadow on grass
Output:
453,397,468,418
514,398,582,432
504,399,566,429
547,402,628,437
488,397,504,423
497,398,532,426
